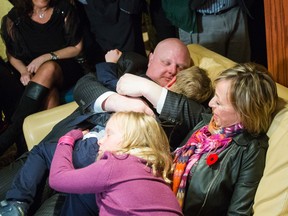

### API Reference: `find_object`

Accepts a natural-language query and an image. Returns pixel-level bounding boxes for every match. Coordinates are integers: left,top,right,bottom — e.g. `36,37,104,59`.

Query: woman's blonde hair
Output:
110,112,173,183
215,63,278,135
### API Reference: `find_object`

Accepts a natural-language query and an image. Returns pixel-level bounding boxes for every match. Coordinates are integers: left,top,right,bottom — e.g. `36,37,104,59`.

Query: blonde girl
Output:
49,112,182,216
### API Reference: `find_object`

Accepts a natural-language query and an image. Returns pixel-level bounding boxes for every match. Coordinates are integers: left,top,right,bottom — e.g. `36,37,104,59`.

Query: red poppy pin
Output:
206,153,218,166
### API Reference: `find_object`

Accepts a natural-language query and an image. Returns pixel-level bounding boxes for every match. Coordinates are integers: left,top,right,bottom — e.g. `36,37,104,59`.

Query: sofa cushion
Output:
253,102,288,215
23,102,78,150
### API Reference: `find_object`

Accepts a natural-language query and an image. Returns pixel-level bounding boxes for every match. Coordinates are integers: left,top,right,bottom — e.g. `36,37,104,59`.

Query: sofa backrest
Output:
188,44,288,216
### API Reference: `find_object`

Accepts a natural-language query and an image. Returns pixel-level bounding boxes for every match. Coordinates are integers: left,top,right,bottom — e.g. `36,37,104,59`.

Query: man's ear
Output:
148,52,154,67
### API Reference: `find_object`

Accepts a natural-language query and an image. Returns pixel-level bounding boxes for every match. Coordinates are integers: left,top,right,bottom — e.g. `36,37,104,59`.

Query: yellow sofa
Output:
23,44,288,215
0,0,13,60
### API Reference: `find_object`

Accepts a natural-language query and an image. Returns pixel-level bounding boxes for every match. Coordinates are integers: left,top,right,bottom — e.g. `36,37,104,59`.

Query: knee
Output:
33,62,62,84
36,62,62,79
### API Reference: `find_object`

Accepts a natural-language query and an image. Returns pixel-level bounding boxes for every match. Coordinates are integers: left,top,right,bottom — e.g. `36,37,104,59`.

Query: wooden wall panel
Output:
264,0,288,87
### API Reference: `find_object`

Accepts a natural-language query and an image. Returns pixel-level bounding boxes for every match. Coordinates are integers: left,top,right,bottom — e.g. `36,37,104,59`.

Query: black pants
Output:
149,0,178,42
0,59,24,122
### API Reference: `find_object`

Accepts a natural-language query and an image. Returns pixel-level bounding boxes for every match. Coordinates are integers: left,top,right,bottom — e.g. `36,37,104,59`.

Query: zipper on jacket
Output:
197,144,237,216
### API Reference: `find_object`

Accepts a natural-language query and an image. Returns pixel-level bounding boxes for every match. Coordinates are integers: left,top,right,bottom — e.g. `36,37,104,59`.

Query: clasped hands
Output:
21,54,48,85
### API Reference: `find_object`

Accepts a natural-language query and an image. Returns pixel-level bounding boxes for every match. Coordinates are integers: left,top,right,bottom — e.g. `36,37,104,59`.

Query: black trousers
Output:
0,59,24,122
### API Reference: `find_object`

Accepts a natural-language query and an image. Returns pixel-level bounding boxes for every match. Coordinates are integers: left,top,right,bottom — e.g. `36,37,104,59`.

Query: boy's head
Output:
168,66,213,103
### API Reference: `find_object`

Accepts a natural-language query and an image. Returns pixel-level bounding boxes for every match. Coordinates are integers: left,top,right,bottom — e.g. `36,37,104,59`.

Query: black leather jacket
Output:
179,114,268,216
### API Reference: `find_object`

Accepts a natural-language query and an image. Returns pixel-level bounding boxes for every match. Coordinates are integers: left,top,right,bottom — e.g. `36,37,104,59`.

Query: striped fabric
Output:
197,0,237,14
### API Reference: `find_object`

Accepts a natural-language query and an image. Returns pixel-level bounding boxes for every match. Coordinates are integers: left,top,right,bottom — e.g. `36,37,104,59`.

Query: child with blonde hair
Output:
167,66,213,103
49,112,183,216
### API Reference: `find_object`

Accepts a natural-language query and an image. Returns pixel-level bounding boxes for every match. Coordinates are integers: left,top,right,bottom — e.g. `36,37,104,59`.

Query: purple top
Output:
50,144,183,216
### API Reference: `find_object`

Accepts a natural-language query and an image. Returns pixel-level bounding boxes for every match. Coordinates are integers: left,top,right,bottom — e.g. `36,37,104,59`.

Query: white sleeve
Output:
156,88,168,114
93,91,116,113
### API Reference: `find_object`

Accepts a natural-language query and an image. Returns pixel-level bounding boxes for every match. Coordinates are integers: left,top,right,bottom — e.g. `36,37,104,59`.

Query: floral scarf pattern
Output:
172,119,244,207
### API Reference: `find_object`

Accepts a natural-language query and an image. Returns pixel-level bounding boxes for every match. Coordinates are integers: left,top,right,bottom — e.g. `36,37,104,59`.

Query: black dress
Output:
1,0,84,90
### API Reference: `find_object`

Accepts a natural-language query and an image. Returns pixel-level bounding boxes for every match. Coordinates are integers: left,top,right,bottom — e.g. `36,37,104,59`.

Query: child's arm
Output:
49,129,111,194
105,49,122,63
96,49,123,92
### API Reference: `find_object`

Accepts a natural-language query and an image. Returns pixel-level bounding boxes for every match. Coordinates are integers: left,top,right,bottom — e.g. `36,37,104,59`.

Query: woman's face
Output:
98,118,123,156
208,79,241,128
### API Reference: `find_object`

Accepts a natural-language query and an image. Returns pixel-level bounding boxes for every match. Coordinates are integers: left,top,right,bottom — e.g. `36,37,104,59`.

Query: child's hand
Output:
64,129,83,141
105,49,122,63
82,129,90,136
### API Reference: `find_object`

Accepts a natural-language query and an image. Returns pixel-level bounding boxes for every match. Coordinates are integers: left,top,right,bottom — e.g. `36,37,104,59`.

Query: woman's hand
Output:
27,54,50,73
20,72,32,86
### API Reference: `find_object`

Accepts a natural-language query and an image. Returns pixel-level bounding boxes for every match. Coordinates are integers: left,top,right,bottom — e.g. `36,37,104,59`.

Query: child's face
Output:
98,118,123,155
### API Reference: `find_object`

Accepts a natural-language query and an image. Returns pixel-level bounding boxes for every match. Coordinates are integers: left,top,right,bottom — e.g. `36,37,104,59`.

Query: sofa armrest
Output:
253,103,288,215
23,102,78,150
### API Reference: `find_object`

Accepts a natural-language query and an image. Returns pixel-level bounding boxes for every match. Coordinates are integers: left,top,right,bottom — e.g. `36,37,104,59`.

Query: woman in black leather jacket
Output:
171,63,277,215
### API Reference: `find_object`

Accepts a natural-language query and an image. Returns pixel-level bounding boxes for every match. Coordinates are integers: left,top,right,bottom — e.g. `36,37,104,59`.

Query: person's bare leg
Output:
32,61,63,110
43,88,60,109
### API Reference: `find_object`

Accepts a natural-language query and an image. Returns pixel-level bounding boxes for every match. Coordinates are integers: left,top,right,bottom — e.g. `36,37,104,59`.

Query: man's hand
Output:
117,73,163,108
104,93,155,117
116,73,151,97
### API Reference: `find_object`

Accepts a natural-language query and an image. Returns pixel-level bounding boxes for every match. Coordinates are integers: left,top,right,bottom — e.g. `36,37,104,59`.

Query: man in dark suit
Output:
0,38,208,216
77,0,147,64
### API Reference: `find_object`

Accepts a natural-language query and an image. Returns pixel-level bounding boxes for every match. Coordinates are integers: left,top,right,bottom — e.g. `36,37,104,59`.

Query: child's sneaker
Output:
0,200,28,216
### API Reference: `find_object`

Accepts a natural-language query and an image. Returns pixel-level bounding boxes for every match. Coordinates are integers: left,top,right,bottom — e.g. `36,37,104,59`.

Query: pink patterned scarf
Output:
172,119,243,207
